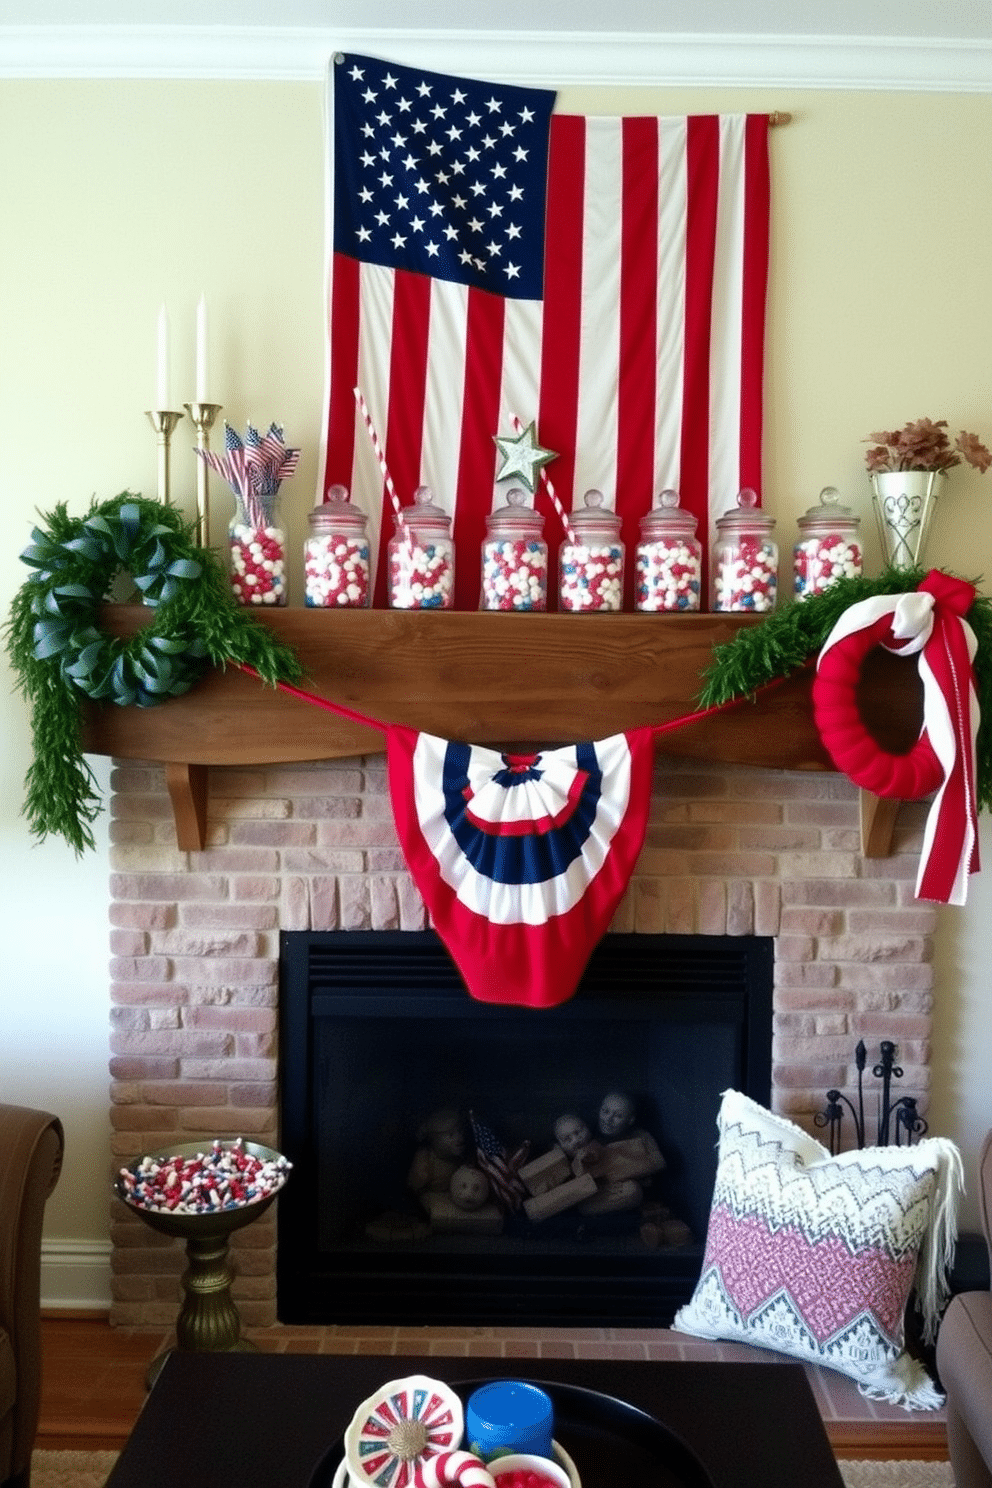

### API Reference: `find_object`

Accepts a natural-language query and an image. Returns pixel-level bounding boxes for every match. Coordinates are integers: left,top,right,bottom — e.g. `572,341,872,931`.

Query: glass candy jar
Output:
711,488,778,613
635,489,702,612
304,485,371,608
793,486,863,601
480,488,548,611
228,496,286,607
558,489,625,612
388,485,455,610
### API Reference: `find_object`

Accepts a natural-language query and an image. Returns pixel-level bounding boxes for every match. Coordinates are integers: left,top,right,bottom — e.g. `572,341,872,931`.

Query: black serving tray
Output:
308,1376,715,1488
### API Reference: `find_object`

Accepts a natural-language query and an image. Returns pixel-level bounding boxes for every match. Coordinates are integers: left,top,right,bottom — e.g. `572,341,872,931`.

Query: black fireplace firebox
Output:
278,930,772,1328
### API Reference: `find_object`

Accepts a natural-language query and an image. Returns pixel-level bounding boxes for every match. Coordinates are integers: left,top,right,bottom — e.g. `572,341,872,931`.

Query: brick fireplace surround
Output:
107,755,935,1331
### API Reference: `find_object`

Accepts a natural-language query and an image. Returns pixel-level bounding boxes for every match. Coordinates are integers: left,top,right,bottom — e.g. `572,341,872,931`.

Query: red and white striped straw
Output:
509,412,575,545
353,386,410,545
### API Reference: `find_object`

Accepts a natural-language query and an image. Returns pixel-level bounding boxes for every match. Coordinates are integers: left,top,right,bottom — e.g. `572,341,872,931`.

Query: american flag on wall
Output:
319,52,771,609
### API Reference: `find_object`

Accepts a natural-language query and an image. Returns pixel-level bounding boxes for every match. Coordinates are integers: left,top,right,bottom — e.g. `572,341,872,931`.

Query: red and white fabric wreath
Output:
387,725,656,1007
812,570,980,905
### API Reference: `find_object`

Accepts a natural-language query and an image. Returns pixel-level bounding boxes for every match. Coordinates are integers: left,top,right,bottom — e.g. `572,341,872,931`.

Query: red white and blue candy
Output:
118,1138,290,1214
481,539,548,611
229,521,287,606
305,532,371,607
389,540,456,609
635,538,701,611
794,531,862,600
713,535,778,612
559,540,624,611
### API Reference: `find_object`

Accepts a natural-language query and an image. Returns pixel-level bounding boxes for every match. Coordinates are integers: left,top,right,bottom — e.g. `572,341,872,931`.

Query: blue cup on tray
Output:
466,1381,555,1460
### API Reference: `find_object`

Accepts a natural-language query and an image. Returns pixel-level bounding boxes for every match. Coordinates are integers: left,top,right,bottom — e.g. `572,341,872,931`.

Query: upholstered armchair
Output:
0,1104,64,1488
936,1128,992,1488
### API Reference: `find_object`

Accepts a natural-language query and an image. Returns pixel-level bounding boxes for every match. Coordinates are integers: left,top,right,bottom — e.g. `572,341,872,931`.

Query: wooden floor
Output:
38,1317,165,1451
37,1313,949,1461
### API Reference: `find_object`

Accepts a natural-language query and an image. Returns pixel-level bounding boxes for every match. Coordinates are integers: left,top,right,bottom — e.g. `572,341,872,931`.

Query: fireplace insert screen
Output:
278,930,772,1327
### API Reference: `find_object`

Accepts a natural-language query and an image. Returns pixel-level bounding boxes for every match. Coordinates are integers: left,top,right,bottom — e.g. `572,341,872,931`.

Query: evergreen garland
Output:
5,492,304,854
699,566,992,814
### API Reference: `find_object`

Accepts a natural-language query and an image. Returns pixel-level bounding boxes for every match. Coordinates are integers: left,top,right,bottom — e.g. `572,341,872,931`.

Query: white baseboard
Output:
41,1238,113,1312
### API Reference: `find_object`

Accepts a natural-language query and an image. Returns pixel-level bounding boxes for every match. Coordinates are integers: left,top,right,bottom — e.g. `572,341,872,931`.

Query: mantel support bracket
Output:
165,762,209,852
859,789,900,858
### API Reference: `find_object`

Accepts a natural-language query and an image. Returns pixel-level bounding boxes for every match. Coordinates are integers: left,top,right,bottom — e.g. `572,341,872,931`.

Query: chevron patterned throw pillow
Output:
673,1089,963,1409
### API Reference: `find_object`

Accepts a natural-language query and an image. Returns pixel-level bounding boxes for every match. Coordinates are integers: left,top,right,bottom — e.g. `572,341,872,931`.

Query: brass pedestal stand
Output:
116,1140,287,1388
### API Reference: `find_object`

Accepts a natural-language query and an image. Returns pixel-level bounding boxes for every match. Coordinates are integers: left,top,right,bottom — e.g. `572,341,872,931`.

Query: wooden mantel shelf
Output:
80,608,923,853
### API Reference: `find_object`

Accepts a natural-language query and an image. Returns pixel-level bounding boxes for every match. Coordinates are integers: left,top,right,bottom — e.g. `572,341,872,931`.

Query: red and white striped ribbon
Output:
353,386,412,551
509,413,575,545
818,570,980,905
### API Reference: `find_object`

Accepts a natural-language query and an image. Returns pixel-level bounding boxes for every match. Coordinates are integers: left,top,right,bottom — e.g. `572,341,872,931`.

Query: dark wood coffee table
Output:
104,1351,845,1488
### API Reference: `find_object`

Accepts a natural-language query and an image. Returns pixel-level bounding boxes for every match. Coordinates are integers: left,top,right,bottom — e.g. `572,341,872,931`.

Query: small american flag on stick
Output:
198,421,300,527
469,1110,530,1213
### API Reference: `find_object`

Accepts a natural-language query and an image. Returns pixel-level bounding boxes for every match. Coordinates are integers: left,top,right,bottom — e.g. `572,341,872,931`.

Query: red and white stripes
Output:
320,69,770,611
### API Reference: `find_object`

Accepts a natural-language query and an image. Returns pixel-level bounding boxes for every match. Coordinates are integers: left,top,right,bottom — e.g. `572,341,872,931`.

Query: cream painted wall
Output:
2,79,991,1296
0,81,328,1295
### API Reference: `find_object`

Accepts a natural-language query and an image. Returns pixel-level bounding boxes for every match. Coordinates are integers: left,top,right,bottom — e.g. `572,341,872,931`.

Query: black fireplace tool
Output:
815,1039,927,1154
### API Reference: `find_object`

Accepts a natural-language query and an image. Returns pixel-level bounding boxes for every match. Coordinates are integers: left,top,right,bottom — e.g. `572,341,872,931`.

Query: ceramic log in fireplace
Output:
277,930,772,1327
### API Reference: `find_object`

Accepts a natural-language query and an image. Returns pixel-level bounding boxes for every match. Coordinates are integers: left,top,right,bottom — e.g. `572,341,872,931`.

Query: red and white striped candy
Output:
414,1451,496,1488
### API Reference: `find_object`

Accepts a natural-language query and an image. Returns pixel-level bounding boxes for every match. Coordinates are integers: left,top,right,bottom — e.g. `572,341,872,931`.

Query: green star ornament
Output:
493,422,558,493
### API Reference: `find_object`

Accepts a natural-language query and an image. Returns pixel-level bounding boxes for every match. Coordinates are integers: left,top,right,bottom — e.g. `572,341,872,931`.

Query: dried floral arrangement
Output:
864,418,992,475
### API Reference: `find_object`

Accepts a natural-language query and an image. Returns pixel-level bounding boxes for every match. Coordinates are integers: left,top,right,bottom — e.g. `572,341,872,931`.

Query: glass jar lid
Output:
796,485,860,534
310,484,368,532
567,488,622,537
396,484,451,533
639,488,698,538
486,487,545,535
714,487,776,534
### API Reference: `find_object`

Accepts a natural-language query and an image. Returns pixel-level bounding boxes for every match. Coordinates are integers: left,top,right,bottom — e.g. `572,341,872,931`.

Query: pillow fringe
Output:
859,1359,946,1412
914,1137,965,1343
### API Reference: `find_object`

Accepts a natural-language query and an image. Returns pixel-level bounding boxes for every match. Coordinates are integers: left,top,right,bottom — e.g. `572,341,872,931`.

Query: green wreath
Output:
5,492,303,854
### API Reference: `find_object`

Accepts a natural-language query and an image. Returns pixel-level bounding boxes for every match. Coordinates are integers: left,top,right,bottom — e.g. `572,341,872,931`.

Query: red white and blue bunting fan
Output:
387,726,656,1007
812,570,980,906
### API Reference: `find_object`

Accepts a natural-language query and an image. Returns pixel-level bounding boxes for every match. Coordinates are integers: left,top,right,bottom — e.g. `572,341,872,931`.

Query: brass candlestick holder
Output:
145,409,185,505
116,1140,289,1388
185,400,222,546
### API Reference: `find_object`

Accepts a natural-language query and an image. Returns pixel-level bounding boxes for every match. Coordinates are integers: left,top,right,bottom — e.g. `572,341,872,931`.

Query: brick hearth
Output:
107,755,935,1329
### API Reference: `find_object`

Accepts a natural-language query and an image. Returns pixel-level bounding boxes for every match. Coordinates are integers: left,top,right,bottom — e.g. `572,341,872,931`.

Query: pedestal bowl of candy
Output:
115,1138,291,1381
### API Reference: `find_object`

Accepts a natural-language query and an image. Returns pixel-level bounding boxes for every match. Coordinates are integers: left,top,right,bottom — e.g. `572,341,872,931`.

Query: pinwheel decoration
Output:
343,1374,465,1488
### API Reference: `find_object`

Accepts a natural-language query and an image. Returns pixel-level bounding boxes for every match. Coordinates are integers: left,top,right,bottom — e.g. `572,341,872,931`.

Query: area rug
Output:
32,1449,119,1488
839,1464,955,1488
